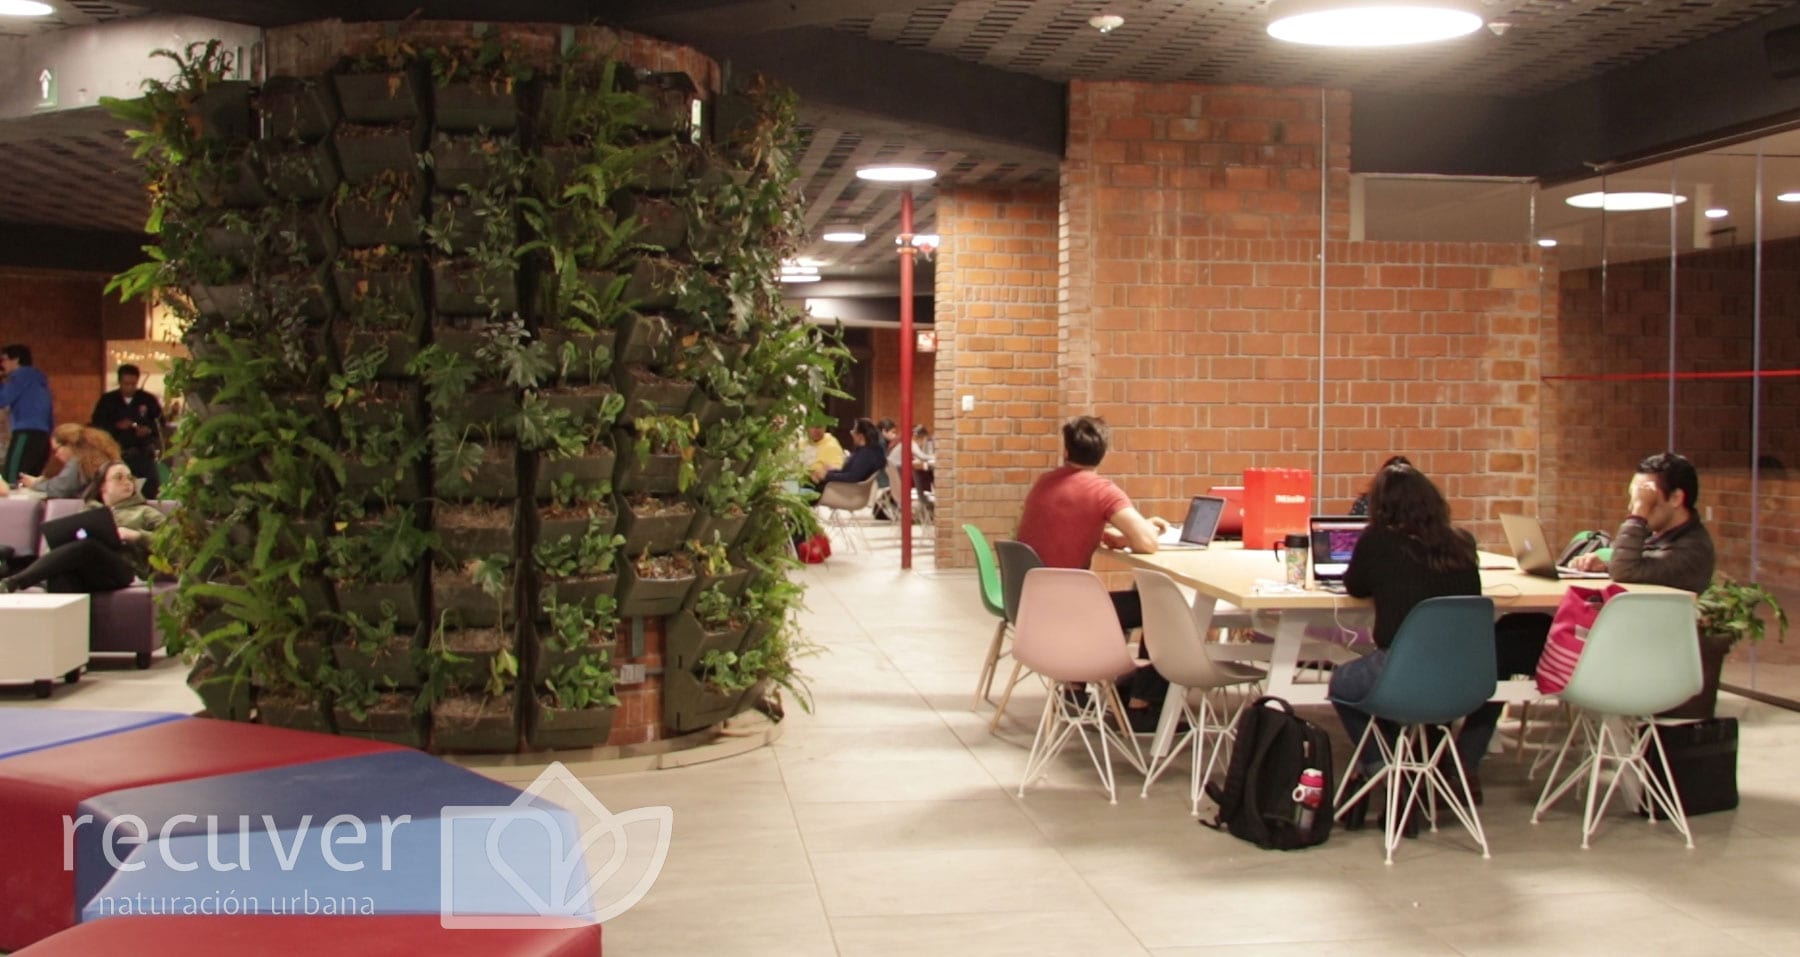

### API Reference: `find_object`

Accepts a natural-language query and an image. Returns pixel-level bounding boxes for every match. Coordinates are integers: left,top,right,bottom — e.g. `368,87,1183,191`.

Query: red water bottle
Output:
1293,768,1325,831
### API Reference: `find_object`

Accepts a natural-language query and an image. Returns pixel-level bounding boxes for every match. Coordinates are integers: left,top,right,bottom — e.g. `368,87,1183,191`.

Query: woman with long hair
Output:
16,424,123,499
1331,462,1481,827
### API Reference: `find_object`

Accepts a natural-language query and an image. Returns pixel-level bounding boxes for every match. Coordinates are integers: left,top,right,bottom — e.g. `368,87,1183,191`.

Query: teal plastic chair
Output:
1531,592,1701,849
962,524,1010,709
1332,596,1496,864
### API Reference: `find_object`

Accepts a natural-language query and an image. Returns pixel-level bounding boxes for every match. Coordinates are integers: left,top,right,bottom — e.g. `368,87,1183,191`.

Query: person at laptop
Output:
1349,454,1410,516
1016,415,1171,729
0,462,164,594
16,424,123,499
1330,461,1480,830
1562,451,1716,594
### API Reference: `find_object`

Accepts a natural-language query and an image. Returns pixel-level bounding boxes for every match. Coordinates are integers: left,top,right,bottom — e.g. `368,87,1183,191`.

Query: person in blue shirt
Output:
0,344,53,484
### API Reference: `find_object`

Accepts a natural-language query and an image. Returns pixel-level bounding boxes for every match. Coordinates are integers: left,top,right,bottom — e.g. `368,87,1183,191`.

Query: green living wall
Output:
108,33,840,752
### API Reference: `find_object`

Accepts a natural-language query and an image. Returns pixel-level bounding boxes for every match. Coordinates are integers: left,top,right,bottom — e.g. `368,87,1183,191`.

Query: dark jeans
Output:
6,539,136,594
1331,648,1394,774
913,468,935,495
123,446,161,499
4,429,48,484
1107,588,1171,707
1455,612,1553,773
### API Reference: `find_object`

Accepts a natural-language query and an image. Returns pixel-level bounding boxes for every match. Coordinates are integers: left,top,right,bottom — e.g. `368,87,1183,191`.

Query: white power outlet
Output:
961,395,974,412
617,663,647,685
1705,506,1714,522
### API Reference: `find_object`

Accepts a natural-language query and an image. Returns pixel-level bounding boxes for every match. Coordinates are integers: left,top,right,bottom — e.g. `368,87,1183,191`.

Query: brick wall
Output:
0,268,109,439
932,187,1063,565
866,327,936,436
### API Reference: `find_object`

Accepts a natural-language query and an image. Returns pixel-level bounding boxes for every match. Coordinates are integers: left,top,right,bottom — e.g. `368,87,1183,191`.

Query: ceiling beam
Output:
604,1,945,39
709,27,1065,167
0,222,144,273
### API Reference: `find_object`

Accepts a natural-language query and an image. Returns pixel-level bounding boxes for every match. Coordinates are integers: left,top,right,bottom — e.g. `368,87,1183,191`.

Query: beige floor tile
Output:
1426,890,1759,956
833,909,1151,957
792,798,1049,853
1086,870,1411,948
1151,937,1461,957
1722,925,1800,956
809,846,1102,917
604,880,836,957
777,750,1008,802
0,657,196,711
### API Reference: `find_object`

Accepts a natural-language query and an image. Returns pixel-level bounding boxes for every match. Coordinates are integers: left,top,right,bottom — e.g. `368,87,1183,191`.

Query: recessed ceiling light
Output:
1777,192,1800,203
1267,0,1483,47
1705,208,1730,219
1565,191,1688,212
1088,14,1124,34
856,164,937,183
1536,238,1558,248
792,257,827,268
779,263,818,276
778,273,821,284
821,223,867,243
0,1,55,15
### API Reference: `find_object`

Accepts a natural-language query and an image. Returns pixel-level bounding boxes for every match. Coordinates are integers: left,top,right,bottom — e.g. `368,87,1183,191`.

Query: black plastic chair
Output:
990,539,1044,731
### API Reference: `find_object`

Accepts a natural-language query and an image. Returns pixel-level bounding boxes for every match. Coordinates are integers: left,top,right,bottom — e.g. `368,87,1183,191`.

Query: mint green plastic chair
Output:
963,524,1010,709
1531,592,1701,849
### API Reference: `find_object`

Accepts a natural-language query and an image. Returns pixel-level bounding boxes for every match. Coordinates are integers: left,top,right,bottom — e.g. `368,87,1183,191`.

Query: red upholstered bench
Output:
14,915,600,955
0,718,401,951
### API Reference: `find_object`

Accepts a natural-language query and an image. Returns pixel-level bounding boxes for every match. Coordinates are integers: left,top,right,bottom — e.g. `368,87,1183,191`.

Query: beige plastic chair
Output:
1013,567,1147,803
1133,569,1268,815
816,473,879,553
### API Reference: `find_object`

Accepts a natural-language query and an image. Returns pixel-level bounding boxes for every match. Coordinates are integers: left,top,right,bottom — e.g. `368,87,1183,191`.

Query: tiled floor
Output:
8,521,1800,955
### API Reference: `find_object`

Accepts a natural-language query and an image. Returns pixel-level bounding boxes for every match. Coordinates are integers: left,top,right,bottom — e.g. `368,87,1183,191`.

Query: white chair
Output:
816,474,879,553
1531,592,1702,849
1133,569,1267,815
1013,567,1147,803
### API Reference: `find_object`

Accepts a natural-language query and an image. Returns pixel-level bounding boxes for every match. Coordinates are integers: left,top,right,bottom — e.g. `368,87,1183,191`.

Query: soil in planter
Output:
435,501,519,561
618,493,696,554
433,568,516,629
336,693,425,747
431,693,519,753
437,625,513,684
527,696,615,750
257,691,332,733
334,121,426,183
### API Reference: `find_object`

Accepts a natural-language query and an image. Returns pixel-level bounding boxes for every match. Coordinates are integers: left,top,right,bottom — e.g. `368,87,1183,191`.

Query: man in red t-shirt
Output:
1016,416,1170,726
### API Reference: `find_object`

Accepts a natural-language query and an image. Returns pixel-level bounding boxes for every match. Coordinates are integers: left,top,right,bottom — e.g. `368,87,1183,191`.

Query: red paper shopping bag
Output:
1242,468,1311,549
1535,583,1627,694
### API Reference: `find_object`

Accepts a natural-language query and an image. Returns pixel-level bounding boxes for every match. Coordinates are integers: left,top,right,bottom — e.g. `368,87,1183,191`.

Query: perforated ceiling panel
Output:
835,0,1794,97
0,130,147,232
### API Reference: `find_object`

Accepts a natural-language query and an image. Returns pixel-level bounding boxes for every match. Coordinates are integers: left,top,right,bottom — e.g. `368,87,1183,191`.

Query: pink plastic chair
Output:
1012,567,1146,803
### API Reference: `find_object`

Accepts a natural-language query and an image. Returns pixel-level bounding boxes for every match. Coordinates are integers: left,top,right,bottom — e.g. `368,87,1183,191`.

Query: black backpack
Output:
1204,696,1335,850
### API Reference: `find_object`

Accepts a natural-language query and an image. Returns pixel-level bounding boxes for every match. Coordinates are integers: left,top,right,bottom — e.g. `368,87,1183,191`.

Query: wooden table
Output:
1099,541,1689,707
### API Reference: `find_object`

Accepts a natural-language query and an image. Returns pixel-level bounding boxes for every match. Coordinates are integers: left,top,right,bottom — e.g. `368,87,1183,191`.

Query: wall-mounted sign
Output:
916,330,938,354
34,68,56,110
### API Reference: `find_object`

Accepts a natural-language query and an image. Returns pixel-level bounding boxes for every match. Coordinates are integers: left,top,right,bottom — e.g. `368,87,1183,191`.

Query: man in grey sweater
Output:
1567,450,1716,594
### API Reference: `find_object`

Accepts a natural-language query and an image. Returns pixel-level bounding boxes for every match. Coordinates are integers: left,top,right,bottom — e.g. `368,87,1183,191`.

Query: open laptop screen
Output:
1308,516,1369,580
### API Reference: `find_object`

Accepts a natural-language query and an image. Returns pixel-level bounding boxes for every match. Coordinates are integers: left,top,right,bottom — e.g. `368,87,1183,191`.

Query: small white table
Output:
0,593,89,698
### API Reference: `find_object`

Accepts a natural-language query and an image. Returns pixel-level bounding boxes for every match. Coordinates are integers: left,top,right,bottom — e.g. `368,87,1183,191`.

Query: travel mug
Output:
1282,532,1309,587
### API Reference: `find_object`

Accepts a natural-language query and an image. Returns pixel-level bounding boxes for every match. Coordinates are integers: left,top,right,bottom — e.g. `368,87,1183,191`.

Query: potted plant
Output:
422,37,528,133
529,655,619,750
1670,576,1790,718
436,500,520,563
617,549,696,618
332,603,422,687
687,536,747,599
665,584,749,672
615,413,697,493
256,73,340,142
332,120,427,183
324,665,425,748
533,591,619,684
332,41,424,124
426,628,520,752
324,505,433,626
433,554,515,631
617,492,695,555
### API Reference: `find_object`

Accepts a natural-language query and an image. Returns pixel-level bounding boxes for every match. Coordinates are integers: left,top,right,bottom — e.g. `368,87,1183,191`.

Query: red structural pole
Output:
898,187,916,570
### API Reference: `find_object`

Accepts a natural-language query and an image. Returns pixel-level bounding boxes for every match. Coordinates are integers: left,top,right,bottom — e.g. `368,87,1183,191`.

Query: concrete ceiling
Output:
3,0,1800,292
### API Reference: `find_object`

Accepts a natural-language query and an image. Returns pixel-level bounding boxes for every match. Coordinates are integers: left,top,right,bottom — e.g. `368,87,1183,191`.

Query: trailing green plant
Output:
338,603,406,656
631,412,699,490
485,647,520,697
691,584,740,632
326,507,434,584
698,649,758,693
422,36,534,90
686,537,733,578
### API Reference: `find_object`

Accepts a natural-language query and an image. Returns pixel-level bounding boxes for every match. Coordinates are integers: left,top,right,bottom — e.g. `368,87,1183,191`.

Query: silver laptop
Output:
1156,495,1226,550
1499,514,1611,580
1308,515,1369,582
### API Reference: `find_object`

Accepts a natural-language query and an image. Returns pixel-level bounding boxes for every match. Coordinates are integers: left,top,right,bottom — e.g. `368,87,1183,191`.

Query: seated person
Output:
912,424,936,495
0,462,165,594
1331,462,1481,828
802,425,846,485
16,424,122,499
1349,454,1410,516
1015,415,1170,728
1458,451,1717,784
819,419,885,488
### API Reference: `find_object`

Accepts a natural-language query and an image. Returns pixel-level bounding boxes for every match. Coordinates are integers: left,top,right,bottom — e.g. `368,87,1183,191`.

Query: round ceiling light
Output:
1705,208,1730,219
1088,14,1124,34
1564,191,1688,212
1777,192,1800,203
855,164,937,183
821,223,867,243
1536,238,1558,248
0,1,55,15
1267,0,1483,47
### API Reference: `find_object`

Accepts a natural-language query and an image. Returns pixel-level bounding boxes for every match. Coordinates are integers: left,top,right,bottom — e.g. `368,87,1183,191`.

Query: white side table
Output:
0,593,89,698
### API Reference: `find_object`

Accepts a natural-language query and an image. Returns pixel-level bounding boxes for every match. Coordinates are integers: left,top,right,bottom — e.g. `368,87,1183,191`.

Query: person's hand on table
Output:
1148,515,1171,534
1100,529,1129,551
18,474,38,489
1568,552,1607,573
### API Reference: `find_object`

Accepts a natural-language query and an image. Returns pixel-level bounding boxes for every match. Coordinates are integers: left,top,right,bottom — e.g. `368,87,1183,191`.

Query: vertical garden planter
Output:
333,122,428,182
614,312,673,366
661,666,750,734
333,630,424,687
431,694,520,752
665,609,750,672
333,71,424,123
624,257,681,309
434,441,520,500
434,81,521,132
258,74,340,141
333,574,427,629
538,507,618,546
333,254,424,317
615,365,696,420
617,495,695,555
613,437,685,494
617,555,697,618
610,194,689,253
335,694,427,748
435,501,521,562
536,447,616,498
694,564,750,600
539,576,620,616
335,173,428,247
189,662,252,721
431,132,517,192
433,260,519,315
527,698,616,750
688,506,748,550
262,141,342,202
433,573,516,629
197,147,269,208
257,692,334,733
